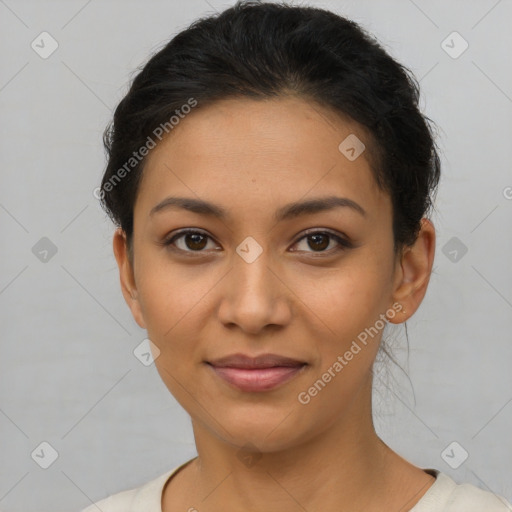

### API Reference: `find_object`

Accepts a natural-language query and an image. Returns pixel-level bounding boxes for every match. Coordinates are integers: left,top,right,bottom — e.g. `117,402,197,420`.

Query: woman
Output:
83,1,512,511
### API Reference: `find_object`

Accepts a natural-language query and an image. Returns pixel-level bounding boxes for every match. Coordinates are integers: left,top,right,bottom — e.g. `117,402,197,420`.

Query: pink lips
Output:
207,353,307,392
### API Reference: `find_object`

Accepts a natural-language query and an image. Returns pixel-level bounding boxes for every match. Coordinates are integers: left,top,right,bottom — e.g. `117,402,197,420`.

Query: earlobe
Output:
388,218,436,324
112,228,147,329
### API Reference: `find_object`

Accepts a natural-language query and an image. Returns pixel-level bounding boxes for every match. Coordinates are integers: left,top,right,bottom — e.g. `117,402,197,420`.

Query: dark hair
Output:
100,0,440,259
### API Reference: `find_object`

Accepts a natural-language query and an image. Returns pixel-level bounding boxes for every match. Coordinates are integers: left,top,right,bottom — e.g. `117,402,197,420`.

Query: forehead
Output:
135,96,389,224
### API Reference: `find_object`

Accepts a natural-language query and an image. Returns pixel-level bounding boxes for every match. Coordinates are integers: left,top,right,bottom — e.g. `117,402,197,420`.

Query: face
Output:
114,96,429,453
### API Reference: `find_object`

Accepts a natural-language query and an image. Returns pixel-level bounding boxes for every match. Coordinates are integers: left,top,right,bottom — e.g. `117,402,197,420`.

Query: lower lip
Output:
208,364,306,392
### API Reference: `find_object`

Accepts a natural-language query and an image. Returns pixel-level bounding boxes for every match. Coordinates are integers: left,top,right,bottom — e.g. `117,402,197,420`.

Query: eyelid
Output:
291,228,353,253
164,227,211,241
161,228,220,253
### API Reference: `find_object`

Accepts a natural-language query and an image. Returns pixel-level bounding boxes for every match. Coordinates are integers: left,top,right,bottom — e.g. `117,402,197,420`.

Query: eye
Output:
290,230,352,255
162,229,219,254
161,228,353,256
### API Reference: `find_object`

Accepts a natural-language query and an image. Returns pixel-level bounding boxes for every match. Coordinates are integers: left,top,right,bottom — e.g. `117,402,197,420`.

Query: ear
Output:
388,218,436,324
112,227,146,329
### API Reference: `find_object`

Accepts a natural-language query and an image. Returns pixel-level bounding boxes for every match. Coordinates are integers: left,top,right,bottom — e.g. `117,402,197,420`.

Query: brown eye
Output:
164,229,218,253
182,232,208,250
291,230,352,254
306,233,330,251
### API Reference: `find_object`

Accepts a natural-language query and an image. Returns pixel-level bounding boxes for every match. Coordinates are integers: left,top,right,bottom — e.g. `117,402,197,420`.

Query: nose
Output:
216,244,292,335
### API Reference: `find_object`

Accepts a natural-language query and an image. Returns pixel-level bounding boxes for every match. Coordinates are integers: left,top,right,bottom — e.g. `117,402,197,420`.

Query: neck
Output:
181,375,410,512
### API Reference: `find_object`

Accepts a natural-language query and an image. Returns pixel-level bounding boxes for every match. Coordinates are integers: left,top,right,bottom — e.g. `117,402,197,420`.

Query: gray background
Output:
0,0,511,510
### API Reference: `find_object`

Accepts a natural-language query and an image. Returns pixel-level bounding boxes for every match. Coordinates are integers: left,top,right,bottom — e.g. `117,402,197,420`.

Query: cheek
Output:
308,259,391,339
290,268,388,430
134,258,224,405
136,261,211,405
135,251,217,341
298,261,392,407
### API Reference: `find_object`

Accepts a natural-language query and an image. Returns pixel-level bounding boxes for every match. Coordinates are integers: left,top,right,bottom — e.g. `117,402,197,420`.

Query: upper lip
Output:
207,353,306,369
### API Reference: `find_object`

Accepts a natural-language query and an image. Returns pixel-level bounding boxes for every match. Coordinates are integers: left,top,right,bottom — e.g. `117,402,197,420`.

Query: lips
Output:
207,353,307,392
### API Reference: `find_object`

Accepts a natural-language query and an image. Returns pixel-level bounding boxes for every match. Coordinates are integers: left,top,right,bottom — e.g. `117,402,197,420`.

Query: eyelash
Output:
161,228,353,257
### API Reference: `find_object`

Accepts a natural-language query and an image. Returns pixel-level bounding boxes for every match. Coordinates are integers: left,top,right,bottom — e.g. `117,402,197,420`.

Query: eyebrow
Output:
149,195,367,221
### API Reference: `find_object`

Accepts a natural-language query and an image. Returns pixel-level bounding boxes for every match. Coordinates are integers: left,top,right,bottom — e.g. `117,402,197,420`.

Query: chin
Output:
206,404,315,453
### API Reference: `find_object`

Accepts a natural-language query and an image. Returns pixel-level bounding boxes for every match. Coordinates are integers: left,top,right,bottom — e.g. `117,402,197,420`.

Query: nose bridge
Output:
216,235,290,332
232,236,275,297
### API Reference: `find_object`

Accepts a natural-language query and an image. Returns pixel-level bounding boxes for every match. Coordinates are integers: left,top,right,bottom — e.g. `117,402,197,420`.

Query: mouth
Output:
206,353,307,392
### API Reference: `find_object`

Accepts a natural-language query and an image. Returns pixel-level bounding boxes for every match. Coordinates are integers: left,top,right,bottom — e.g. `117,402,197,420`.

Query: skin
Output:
113,96,436,511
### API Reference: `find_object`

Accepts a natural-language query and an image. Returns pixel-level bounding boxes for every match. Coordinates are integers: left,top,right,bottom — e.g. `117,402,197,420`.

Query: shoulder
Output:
79,465,181,512
80,487,136,512
445,478,512,512
412,469,512,512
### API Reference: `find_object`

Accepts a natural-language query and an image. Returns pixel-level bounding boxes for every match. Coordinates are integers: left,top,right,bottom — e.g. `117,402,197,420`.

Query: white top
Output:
81,459,512,512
